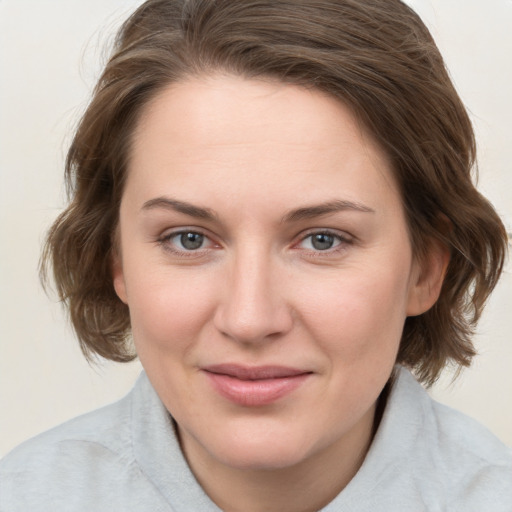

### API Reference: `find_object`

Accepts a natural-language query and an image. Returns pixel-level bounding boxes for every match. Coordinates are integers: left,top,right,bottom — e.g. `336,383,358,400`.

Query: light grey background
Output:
1,0,511,456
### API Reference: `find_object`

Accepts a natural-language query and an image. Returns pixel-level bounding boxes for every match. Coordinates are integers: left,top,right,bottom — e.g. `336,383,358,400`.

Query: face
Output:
113,75,443,476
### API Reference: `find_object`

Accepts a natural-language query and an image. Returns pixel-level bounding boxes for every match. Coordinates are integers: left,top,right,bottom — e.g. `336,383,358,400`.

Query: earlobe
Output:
406,239,450,317
111,250,128,304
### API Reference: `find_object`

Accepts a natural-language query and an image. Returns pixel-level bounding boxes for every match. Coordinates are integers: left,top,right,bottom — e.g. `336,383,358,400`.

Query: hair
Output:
41,0,508,386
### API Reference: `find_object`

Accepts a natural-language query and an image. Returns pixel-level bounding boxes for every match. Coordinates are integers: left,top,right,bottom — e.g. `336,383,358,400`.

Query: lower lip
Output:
204,372,310,406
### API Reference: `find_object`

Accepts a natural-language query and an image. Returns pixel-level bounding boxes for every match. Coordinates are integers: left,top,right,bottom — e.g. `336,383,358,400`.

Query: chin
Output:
214,442,312,471
192,420,321,471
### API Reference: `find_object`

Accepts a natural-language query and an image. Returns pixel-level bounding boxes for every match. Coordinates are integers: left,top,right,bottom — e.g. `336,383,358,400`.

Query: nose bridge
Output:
214,242,291,343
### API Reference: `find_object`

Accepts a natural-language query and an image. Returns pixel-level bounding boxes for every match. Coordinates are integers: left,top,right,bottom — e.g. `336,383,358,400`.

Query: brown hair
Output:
42,0,508,385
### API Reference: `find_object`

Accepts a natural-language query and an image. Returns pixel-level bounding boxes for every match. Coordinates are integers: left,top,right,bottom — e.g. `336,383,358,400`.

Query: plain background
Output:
0,0,511,457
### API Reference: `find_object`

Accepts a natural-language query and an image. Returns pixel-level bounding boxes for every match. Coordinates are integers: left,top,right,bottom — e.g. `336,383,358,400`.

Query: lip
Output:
202,364,312,407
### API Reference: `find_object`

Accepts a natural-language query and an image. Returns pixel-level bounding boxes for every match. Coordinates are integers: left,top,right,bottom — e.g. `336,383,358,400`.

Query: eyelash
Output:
157,229,216,258
294,229,353,256
156,228,353,257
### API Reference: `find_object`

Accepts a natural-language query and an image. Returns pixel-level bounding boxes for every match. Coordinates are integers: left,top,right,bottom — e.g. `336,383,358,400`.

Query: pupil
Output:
181,232,204,250
312,233,334,250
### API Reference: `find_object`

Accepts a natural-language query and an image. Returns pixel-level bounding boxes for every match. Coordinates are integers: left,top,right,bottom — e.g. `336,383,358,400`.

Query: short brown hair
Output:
42,0,508,385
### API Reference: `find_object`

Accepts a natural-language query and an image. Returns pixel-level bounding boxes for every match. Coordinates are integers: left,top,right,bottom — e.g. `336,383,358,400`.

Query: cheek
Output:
297,263,411,357
125,266,217,354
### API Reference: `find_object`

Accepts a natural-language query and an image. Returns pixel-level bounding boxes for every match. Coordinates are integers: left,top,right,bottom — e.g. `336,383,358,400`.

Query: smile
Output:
202,364,312,407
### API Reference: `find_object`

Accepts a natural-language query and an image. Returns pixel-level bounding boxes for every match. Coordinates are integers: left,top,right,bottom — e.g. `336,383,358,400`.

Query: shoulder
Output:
394,368,512,509
0,381,149,511
1,387,133,467
428,395,512,508
430,396,511,464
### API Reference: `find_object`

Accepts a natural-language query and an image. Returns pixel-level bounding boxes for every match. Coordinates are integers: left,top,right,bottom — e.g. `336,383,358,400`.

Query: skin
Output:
113,75,448,512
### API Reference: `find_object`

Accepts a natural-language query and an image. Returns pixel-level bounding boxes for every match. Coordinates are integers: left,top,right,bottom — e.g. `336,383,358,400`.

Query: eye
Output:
173,231,206,250
298,231,349,252
158,229,215,254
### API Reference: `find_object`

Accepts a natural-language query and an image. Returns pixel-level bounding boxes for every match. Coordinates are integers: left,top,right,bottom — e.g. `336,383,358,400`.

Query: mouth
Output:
202,364,312,407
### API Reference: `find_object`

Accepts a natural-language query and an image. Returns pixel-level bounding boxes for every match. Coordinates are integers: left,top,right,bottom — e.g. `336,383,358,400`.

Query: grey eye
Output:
178,232,205,250
310,233,335,250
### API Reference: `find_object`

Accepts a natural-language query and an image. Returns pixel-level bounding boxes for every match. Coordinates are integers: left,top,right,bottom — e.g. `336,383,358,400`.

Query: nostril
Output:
213,259,293,342
213,299,293,344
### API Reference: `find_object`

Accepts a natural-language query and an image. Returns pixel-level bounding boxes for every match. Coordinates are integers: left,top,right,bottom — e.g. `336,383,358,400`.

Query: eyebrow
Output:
142,197,218,221
282,199,375,223
141,196,374,223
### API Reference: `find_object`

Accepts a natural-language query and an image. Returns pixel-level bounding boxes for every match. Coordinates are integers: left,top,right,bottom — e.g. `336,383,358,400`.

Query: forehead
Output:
126,75,402,217
134,75,384,154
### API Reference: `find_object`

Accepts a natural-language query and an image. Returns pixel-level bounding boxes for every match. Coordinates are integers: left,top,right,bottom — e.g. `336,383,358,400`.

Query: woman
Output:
1,0,510,510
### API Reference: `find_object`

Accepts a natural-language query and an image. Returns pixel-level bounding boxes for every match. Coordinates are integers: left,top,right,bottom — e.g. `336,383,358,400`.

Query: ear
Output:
111,248,128,304
406,238,450,317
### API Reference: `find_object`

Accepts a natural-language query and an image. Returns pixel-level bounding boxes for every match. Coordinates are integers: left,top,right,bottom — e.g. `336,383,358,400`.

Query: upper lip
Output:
202,364,311,380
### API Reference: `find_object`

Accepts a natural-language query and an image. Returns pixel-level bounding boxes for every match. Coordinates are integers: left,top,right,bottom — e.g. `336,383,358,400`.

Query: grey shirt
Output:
1,367,511,511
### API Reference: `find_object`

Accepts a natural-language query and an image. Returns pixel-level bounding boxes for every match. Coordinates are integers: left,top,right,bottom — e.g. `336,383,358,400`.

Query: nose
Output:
213,247,293,344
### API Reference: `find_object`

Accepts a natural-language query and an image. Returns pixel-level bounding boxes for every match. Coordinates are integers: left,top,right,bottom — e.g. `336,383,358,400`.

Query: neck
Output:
178,403,377,512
